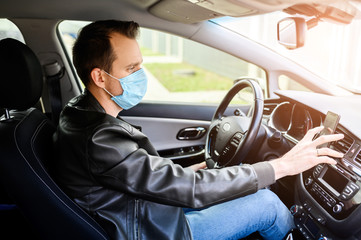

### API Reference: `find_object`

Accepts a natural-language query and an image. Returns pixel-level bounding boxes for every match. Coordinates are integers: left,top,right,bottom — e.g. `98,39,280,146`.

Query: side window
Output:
278,75,312,92
58,21,267,104
139,28,267,104
0,19,24,42
58,20,89,60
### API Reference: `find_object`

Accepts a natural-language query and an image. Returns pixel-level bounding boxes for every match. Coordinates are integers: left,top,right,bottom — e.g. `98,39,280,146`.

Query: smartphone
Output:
317,111,340,148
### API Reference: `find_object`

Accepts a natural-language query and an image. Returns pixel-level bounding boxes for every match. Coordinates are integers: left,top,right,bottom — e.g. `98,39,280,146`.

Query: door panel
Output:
121,116,209,151
119,102,250,166
119,102,217,121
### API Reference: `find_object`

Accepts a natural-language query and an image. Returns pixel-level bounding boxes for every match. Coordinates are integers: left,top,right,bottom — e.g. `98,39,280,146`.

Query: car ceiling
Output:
1,0,359,45
0,0,359,24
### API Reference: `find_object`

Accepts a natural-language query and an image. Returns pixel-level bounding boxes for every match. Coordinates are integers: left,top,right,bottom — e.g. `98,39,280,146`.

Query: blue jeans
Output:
184,189,294,240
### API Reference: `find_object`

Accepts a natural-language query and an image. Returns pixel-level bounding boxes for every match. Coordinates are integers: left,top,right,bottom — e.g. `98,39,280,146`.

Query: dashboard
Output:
264,91,361,240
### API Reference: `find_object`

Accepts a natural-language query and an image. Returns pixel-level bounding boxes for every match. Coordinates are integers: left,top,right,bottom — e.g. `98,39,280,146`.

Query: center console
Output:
292,161,361,239
304,164,360,219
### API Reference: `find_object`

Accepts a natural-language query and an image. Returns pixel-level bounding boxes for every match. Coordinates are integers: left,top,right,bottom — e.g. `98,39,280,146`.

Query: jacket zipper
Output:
134,199,140,240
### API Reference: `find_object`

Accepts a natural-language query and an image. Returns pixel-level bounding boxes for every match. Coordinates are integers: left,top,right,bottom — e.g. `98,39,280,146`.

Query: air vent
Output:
331,128,354,154
263,103,278,116
355,151,361,165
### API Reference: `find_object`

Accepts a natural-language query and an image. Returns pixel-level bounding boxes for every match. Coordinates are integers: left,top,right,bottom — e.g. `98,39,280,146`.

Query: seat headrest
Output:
0,38,43,110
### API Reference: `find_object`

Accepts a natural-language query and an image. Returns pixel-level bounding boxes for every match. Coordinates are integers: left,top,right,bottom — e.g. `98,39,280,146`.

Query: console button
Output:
333,204,343,213
313,165,323,177
318,236,329,240
303,202,312,212
340,194,348,200
349,182,360,193
344,186,352,195
290,205,302,217
317,215,326,225
305,177,313,186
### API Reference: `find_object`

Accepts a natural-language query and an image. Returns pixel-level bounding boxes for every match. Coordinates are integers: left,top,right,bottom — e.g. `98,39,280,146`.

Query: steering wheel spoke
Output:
217,132,244,161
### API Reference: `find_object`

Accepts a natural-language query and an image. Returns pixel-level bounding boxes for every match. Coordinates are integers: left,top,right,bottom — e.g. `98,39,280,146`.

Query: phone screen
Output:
317,111,340,148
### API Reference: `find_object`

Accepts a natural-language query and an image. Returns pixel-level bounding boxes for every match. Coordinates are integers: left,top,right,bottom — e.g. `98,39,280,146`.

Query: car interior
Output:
1,0,361,239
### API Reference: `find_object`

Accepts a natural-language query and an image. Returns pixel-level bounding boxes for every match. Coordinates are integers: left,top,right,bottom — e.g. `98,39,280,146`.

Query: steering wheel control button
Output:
221,146,231,156
234,132,242,139
230,133,242,147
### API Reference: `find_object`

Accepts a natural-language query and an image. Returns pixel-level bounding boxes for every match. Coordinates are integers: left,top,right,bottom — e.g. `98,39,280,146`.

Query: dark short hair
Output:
72,20,140,86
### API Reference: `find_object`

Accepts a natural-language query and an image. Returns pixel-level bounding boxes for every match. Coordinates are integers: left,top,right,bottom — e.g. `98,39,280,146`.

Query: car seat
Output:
0,38,109,240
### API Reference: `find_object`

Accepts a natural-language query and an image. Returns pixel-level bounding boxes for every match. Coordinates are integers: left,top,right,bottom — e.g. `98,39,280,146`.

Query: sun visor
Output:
149,0,224,24
149,0,361,24
187,0,256,17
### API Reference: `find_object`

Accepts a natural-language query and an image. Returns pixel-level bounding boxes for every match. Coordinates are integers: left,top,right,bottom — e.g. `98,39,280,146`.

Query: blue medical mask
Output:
103,68,147,110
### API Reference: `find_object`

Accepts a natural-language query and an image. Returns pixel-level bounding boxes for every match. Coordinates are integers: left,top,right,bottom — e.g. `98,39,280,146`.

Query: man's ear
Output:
90,68,105,88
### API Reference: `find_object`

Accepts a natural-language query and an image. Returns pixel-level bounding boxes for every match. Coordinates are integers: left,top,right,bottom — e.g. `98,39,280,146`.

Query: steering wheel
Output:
205,79,264,168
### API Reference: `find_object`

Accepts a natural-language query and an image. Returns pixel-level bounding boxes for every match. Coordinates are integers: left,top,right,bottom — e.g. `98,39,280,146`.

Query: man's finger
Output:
313,133,344,147
303,126,324,141
317,147,344,158
317,156,338,165
188,161,207,171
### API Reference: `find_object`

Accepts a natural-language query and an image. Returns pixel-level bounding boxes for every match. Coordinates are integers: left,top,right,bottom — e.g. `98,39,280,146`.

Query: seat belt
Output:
44,61,64,124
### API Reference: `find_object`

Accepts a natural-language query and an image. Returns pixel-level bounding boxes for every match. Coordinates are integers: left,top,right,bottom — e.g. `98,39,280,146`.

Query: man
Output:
53,20,343,240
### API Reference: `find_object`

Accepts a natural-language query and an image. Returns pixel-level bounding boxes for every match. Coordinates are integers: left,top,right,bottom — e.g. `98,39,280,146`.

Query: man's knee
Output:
257,189,281,205
257,189,289,216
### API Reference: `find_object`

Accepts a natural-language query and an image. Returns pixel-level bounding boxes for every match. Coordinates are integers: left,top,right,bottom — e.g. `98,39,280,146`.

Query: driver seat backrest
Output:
0,38,109,240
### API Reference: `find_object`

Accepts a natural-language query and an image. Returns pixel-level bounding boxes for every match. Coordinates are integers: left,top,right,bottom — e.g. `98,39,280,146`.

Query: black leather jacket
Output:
53,89,275,240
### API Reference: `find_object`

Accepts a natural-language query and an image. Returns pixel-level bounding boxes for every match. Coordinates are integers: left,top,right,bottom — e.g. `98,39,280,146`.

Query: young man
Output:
53,20,343,240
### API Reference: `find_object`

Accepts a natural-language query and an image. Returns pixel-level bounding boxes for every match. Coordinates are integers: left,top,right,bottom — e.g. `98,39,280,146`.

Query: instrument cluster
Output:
268,102,322,142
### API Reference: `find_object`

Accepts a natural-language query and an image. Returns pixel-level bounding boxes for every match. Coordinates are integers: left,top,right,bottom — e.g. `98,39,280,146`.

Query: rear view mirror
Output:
277,17,307,50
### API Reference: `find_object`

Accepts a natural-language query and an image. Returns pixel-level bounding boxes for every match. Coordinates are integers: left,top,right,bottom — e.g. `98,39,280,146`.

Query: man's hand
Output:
270,126,344,180
188,161,207,171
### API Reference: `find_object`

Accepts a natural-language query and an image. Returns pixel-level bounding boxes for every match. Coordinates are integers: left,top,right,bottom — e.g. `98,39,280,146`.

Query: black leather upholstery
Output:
0,38,43,110
0,38,109,240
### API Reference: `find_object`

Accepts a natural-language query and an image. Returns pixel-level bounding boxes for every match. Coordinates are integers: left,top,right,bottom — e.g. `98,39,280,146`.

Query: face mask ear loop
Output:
102,70,118,98
103,70,118,80
103,88,115,98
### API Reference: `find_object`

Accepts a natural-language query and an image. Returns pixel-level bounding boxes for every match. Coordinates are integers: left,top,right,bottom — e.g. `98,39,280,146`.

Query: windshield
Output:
213,11,361,94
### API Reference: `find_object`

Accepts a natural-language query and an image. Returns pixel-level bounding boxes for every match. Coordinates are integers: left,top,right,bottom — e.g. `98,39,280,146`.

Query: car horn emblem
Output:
222,122,231,132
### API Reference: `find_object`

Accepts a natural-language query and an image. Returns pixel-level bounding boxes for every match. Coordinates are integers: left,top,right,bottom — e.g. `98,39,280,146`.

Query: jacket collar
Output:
68,88,106,114
68,89,130,122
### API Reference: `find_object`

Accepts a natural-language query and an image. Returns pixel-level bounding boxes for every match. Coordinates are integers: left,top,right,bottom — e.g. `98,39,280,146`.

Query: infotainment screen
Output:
319,166,348,196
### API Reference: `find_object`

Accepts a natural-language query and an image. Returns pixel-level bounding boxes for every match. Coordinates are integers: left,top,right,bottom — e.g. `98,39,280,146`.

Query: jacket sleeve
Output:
88,122,275,209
